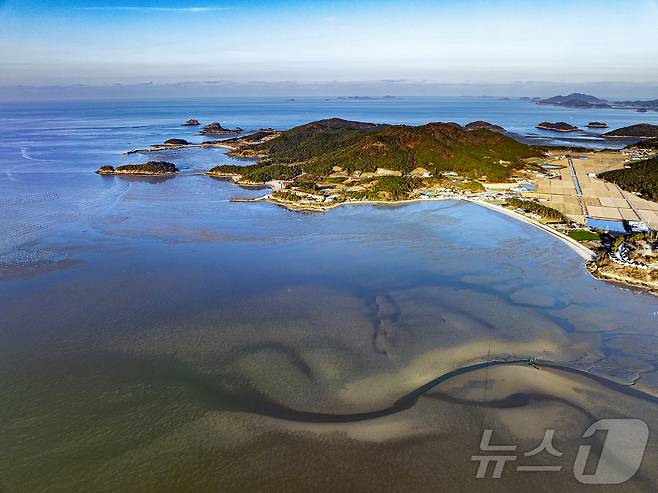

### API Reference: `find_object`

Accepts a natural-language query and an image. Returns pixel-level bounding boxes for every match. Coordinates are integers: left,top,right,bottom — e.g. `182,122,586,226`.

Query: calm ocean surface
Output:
1,97,657,492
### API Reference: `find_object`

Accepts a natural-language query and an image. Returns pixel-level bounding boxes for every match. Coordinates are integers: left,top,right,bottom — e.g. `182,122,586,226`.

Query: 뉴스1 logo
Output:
471,418,649,484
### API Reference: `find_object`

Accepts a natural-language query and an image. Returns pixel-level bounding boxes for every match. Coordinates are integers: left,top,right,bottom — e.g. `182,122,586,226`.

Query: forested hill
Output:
604,124,658,138
599,156,658,201
254,118,541,181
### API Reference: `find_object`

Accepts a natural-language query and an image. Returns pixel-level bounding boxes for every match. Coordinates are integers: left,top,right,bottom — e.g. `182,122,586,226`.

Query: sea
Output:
0,97,657,492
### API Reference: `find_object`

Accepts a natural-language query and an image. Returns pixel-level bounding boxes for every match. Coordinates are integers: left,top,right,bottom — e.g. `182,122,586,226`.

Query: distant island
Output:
536,122,579,132
537,93,610,109
464,121,505,132
96,161,178,175
616,99,658,111
201,122,243,135
536,93,658,112
336,96,396,100
604,124,658,138
587,122,608,129
182,119,200,126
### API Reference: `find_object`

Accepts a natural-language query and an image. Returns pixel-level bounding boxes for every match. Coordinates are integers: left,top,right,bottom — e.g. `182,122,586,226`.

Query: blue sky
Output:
1,0,657,94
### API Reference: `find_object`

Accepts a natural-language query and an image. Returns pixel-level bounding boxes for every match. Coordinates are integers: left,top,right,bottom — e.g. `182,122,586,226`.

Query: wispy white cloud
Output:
79,6,234,13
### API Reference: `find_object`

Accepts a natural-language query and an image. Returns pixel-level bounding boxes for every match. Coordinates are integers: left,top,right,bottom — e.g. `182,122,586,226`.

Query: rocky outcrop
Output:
96,161,178,175
163,138,190,145
586,122,608,128
536,122,579,132
200,122,243,135
183,119,200,126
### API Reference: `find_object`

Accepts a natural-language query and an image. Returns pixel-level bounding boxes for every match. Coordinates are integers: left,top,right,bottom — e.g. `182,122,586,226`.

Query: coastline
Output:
264,193,658,294
535,126,579,133
465,199,596,261
110,113,656,295
266,193,597,261
588,265,658,294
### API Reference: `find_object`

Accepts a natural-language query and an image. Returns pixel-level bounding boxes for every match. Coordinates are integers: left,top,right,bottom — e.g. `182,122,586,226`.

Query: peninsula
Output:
122,129,281,155
604,123,658,138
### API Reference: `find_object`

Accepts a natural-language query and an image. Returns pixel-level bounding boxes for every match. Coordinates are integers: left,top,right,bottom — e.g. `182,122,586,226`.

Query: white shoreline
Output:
466,199,596,261
265,193,596,261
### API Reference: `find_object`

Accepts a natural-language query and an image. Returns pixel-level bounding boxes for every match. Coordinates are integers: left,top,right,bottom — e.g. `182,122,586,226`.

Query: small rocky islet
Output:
96,161,178,175
200,122,243,135
536,121,579,132
162,138,190,145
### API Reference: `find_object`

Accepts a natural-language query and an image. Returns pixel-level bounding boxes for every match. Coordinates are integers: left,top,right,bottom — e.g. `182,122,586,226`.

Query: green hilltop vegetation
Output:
208,163,302,182
272,175,423,203
506,198,569,222
627,138,658,150
604,124,658,138
346,175,422,201
598,156,658,201
210,118,542,182
97,161,178,175
255,118,541,181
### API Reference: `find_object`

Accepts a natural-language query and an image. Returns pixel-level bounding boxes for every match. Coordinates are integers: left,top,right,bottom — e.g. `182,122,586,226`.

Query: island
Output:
537,93,610,109
336,96,396,100
536,93,658,112
111,117,658,293
162,138,190,145
586,122,608,129
96,161,178,175
201,122,243,136
617,99,658,111
207,118,541,205
464,121,505,132
603,124,658,138
536,122,579,132
182,119,200,126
